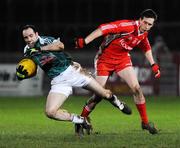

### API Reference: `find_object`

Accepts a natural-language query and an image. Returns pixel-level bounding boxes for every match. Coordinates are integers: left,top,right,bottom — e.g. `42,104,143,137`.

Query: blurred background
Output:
0,0,180,96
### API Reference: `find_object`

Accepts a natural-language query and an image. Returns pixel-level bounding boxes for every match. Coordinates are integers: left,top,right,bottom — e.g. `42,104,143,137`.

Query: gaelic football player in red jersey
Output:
75,9,160,135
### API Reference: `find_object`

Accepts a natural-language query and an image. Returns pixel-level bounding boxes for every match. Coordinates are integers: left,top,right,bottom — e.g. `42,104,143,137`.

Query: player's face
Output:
139,17,154,33
22,28,39,48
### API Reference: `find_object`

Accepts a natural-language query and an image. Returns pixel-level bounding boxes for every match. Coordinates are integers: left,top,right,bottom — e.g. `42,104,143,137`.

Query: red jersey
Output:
97,20,151,60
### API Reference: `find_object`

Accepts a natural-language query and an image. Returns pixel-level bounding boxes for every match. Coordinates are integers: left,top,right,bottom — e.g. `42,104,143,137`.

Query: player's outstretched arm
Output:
75,28,103,49
41,40,64,51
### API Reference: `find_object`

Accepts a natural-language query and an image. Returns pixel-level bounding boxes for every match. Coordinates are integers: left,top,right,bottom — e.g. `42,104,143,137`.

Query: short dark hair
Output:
21,24,37,33
140,9,157,21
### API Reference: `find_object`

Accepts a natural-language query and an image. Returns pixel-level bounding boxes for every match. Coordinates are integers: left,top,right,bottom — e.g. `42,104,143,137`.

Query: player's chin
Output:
142,30,149,33
144,28,150,32
140,28,147,33
28,43,35,48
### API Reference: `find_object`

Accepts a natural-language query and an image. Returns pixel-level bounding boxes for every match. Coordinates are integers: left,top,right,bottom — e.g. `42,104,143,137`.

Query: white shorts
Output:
50,64,92,97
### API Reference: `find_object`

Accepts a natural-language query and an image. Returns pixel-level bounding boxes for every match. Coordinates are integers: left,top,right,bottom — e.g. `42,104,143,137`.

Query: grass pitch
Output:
0,96,180,148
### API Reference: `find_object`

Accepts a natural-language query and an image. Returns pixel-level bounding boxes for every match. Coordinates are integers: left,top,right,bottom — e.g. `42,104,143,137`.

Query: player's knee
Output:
131,85,143,98
45,108,57,118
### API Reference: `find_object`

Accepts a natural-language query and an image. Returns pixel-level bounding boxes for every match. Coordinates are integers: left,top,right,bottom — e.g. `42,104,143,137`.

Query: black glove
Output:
16,65,28,80
26,47,41,56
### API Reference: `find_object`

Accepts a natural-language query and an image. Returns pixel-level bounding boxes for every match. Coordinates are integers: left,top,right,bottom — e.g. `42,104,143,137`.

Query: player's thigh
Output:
46,92,67,111
95,76,108,87
84,77,111,98
117,66,140,88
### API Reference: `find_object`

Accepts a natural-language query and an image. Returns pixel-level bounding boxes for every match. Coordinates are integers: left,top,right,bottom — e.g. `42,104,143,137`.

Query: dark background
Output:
0,0,179,52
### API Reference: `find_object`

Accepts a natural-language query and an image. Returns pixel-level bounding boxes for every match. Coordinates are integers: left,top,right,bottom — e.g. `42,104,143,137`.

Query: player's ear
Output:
35,32,39,37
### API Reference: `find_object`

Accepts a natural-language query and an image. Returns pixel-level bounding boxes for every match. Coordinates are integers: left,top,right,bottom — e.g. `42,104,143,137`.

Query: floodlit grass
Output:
0,96,179,148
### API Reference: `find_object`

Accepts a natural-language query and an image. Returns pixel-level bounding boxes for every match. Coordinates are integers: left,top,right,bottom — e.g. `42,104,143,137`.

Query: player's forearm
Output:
84,28,102,44
144,50,156,65
41,41,64,51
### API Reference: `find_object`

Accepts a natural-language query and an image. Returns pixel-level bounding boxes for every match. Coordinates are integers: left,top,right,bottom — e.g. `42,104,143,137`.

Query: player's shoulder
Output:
115,19,136,27
39,36,56,44
40,36,55,41
24,45,29,54
41,36,55,40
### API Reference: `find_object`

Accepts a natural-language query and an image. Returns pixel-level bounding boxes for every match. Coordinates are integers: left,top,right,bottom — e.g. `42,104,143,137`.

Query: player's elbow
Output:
58,41,64,50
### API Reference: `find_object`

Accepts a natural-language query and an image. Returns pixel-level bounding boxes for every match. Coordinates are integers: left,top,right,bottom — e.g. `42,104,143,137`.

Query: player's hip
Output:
95,57,132,76
95,50,130,61
50,63,92,96
51,63,92,86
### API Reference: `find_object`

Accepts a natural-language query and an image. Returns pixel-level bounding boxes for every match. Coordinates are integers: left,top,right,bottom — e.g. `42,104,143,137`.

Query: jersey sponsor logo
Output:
40,55,56,72
40,55,55,66
119,39,133,50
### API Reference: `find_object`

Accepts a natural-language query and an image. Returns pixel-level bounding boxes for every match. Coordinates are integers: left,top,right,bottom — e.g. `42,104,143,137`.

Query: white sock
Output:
71,114,84,124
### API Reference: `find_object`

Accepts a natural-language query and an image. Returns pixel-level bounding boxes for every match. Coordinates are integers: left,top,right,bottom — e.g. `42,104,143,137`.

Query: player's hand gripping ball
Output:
16,58,37,80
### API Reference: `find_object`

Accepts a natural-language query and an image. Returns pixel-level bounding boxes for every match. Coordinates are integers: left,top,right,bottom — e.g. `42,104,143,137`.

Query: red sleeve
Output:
98,20,135,35
136,37,151,52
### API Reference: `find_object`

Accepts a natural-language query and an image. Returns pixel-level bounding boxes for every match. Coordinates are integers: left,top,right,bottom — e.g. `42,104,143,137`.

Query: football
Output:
17,58,37,77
